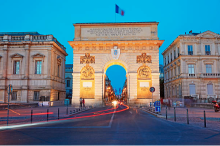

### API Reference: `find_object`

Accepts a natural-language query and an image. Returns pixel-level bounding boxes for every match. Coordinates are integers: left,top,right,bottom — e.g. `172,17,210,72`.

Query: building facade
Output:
0,32,68,103
65,64,73,98
163,31,220,102
69,22,164,107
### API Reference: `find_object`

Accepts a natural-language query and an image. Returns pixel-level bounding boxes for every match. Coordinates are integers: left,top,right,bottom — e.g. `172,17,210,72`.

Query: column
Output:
47,49,51,78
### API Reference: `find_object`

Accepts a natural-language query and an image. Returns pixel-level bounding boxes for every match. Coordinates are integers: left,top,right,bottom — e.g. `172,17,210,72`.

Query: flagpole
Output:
115,4,116,22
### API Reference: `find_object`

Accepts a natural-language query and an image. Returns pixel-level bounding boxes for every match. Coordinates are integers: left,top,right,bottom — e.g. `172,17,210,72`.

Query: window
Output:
168,56,169,63
207,84,213,95
171,53,172,61
178,66,180,75
189,84,196,95
57,65,60,77
34,91,40,101
67,80,70,87
174,50,176,59
165,58,166,65
188,45,193,55
178,47,180,57
35,60,42,74
205,45,211,55
13,61,20,74
12,91,17,100
188,64,194,74
206,64,212,73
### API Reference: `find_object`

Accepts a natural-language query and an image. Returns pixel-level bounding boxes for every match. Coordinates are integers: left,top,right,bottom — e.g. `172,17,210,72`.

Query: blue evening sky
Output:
1,0,220,93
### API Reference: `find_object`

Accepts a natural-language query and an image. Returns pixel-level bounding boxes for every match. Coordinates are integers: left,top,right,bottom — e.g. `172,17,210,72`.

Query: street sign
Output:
150,87,155,93
7,84,13,94
154,101,161,112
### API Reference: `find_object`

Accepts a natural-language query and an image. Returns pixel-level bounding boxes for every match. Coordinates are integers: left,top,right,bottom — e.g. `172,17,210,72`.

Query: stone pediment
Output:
32,53,45,58
10,53,24,58
196,31,220,38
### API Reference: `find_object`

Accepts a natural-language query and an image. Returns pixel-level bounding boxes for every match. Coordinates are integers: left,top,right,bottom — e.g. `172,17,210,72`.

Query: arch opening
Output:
104,64,127,103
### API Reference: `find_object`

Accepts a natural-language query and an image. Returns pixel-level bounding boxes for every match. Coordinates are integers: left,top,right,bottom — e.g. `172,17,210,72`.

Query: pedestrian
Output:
80,97,83,107
82,98,85,107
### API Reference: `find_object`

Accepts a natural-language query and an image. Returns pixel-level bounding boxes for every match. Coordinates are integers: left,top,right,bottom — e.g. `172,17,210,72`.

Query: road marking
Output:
129,111,132,114
108,109,115,127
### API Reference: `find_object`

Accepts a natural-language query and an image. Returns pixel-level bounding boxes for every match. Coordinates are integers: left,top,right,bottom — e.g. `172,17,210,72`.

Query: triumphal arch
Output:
69,22,164,107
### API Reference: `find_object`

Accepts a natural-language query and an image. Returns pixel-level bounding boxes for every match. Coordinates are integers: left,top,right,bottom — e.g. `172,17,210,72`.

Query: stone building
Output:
162,31,220,102
69,22,164,107
65,64,73,98
0,32,68,103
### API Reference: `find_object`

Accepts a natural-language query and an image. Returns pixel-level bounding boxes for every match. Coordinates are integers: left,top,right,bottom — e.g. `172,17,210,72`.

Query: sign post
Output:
7,84,13,126
150,87,155,106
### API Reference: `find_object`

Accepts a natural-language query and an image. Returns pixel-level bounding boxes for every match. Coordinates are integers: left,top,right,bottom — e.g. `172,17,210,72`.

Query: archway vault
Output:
103,60,128,74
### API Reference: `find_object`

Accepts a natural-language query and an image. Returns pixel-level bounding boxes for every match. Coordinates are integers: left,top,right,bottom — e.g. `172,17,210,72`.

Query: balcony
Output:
188,51,193,55
205,51,211,55
188,74,195,77
201,73,220,78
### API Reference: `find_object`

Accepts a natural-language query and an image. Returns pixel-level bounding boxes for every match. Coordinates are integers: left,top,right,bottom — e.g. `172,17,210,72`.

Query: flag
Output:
115,4,124,16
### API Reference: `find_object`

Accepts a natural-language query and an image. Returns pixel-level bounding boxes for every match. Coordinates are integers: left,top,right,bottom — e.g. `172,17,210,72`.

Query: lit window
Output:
206,64,212,73
35,60,42,74
13,61,20,74
188,64,194,74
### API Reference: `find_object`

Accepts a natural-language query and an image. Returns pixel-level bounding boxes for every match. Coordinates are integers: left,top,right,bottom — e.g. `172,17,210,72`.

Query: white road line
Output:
108,109,115,127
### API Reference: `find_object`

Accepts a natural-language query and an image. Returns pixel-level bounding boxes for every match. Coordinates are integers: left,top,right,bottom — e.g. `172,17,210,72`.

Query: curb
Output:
140,108,172,118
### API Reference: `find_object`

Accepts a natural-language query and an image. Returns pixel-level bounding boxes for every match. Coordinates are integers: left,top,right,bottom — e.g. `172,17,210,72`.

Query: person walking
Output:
80,97,83,107
82,98,85,107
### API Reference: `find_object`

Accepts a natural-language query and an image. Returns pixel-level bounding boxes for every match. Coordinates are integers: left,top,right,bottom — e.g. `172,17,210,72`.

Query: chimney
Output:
189,30,192,33
185,32,186,34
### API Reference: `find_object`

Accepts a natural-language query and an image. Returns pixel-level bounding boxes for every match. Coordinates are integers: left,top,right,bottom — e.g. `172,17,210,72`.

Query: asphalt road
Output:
1,104,220,145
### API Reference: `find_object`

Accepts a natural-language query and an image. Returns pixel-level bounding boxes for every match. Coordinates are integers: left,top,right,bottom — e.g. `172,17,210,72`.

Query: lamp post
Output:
7,84,13,126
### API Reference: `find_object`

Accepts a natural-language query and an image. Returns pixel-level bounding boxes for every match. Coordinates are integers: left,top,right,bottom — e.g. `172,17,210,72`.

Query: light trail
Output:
0,104,129,130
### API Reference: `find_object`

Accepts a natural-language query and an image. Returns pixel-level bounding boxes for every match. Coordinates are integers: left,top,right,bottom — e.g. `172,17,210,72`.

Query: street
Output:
0,104,220,145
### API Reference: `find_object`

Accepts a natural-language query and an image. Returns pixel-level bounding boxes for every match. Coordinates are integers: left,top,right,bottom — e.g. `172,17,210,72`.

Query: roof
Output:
74,22,159,26
179,33,200,36
0,32,41,36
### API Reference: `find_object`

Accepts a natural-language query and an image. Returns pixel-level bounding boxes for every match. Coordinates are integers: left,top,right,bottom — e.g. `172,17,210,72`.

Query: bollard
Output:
187,109,189,124
174,107,176,122
47,109,49,122
166,106,167,120
204,111,206,127
58,108,59,120
31,110,33,123
66,107,68,115
73,110,75,113
70,110,72,114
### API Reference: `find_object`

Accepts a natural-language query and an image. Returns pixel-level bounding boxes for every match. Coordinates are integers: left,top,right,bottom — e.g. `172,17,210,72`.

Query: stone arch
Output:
103,60,128,74
80,65,95,99
137,65,152,99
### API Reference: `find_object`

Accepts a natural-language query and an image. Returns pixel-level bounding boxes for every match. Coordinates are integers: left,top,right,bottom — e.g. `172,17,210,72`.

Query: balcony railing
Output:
11,36,24,41
205,51,211,55
191,94,199,99
188,51,193,55
188,74,195,77
201,73,220,78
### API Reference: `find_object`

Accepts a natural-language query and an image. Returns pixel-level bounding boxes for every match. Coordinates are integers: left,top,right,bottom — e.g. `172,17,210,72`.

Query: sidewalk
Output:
141,106,220,131
0,105,92,126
